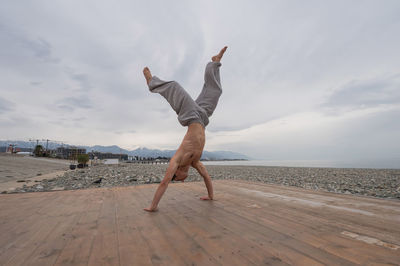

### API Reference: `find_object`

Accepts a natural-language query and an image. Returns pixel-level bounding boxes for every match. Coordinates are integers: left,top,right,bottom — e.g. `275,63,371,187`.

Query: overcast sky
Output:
1,0,399,164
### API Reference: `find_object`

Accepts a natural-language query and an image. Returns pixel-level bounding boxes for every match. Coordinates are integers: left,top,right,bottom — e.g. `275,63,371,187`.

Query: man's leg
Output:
143,67,203,127
195,46,227,117
195,62,222,117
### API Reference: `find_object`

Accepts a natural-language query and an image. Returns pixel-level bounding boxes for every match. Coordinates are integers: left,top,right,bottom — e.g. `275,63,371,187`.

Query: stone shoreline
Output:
5,163,400,199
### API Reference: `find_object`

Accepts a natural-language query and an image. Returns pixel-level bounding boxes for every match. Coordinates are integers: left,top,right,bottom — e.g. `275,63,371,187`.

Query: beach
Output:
2,154,399,199
0,153,69,192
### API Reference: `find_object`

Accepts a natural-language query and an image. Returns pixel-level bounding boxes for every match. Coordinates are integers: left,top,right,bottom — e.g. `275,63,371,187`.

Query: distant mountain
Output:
85,145,130,154
0,140,250,160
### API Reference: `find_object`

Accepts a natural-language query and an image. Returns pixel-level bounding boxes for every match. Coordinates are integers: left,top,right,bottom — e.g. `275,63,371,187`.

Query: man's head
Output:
172,165,189,182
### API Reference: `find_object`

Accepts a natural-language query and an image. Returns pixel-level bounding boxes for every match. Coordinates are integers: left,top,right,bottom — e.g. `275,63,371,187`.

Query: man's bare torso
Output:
174,122,205,171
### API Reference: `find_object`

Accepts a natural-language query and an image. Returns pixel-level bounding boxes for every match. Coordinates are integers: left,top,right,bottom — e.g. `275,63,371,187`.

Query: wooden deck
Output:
0,180,399,265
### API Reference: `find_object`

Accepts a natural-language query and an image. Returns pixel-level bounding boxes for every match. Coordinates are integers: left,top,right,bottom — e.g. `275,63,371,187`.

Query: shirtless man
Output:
143,46,227,212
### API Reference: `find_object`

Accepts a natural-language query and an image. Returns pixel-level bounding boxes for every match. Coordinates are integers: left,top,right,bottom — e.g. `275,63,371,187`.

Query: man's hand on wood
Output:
200,196,213,200
144,207,158,212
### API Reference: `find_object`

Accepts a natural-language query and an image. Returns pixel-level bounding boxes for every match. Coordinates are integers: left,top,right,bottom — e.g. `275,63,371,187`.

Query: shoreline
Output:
203,159,400,170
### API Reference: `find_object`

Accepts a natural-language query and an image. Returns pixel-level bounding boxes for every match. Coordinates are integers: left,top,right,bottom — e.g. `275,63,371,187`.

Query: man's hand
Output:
144,207,158,212
144,157,180,213
200,196,213,200
193,161,214,201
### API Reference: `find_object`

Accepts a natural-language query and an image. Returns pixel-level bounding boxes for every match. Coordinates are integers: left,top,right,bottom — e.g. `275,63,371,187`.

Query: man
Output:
143,46,227,212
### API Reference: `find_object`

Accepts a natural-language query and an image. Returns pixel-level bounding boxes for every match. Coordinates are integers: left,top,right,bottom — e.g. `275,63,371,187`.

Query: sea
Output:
202,159,400,169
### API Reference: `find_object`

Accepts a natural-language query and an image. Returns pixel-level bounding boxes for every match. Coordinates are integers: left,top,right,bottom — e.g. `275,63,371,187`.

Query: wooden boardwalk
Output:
0,180,399,265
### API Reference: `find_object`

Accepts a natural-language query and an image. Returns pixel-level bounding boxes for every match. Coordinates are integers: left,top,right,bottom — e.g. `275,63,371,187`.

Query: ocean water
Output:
202,159,400,169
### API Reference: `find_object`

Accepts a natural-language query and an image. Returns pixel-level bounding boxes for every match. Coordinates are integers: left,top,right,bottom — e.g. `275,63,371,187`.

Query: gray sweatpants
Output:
148,61,222,127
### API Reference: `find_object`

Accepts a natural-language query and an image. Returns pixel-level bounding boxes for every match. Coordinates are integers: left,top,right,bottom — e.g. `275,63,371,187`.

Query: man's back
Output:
176,123,205,166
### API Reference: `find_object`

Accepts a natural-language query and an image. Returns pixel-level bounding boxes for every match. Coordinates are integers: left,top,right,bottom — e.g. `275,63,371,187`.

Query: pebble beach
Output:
5,160,400,200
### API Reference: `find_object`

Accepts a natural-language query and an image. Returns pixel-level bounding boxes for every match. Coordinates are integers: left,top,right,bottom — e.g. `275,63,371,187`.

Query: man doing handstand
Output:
143,46,228,212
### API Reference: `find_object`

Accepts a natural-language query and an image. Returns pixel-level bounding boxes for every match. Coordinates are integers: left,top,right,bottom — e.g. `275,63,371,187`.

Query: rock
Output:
17,180,26,182
36,185,44,190
7,163,399,199
92,178,103,184
37,173,42,176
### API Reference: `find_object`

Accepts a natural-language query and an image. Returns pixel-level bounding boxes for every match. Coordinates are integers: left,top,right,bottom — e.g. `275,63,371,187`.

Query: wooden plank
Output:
114,187,154,266
1,181,399,266
201,182,400,247
141,183,289,265
1,192,75,265
25,214,80,266
127,186,189,265
172,183,334,265
54,189,104,265
0,192,59,250
135,186,223,266
87,189,120,266
213,180,400,245
185,181,400,265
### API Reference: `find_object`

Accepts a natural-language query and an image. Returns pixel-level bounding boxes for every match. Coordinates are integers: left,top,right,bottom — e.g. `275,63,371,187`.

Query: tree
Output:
77,154,89,165
33,145,44,157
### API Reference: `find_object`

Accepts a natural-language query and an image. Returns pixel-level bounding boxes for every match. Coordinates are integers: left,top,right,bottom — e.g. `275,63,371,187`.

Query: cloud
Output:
0,23,59,66
57,96,92,110
323,73,400,112
0,97,15,113
0,0,399,165
30,81,42,86
66,71,92,91
27,37,54,61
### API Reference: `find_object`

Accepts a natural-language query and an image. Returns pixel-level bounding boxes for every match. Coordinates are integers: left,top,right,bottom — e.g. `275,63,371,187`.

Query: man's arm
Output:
144,158,179,212
193,161,214,200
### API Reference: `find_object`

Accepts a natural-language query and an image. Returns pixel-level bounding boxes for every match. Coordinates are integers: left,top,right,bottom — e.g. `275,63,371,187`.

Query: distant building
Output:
88,151,128,161
19,147,33,152
16,152,33,156
0,146,33,153
104,159,119,165
6,145,14,153
56,147,86,159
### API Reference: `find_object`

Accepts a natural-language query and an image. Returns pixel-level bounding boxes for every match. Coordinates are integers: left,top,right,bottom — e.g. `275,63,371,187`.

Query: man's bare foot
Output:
143,67,152,85
212,46,228,62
